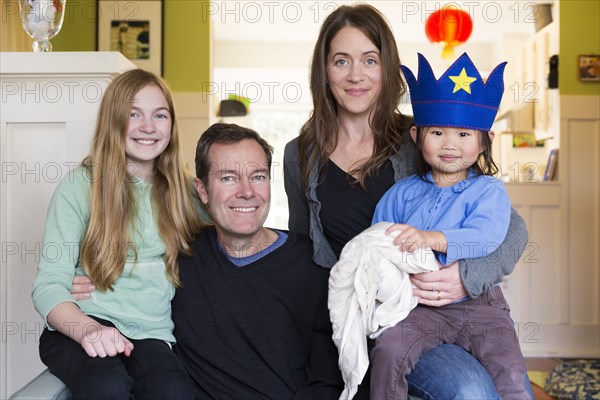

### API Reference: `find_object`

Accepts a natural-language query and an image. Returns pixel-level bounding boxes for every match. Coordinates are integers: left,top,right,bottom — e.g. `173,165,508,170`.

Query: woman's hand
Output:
411,262,468,306
71,276,96,300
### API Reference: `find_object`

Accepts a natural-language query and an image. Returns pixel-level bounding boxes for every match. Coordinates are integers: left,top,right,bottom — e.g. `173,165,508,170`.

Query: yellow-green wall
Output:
53,0,210,92
163,0,210,91
559,0,600,96
51,0,96,51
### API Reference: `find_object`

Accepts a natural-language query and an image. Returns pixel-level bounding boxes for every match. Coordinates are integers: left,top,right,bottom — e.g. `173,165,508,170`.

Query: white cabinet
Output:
498,20,599,355
503,95,600,357
0,52,136,398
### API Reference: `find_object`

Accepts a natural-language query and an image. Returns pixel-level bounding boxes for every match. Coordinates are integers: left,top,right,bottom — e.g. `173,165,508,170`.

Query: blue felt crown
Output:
400,53,507,131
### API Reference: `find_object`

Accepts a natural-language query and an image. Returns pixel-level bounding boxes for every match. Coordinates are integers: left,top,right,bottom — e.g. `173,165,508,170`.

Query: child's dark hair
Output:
412,126,499,179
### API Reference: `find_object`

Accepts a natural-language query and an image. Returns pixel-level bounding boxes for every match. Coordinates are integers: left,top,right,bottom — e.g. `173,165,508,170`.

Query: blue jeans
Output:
354,344,499,399
370,287,532,400
407,344,533,400
407,344,499,400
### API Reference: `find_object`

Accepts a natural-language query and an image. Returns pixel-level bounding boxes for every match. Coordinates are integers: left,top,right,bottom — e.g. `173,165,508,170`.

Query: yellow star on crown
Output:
449,68,477,94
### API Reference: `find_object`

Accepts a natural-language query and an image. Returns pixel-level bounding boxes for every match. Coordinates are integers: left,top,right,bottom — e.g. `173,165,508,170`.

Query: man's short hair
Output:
195,123,274,184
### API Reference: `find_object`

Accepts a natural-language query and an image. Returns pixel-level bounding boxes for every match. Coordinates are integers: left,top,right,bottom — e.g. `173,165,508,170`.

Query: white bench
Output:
10,369,425,399
9,370,71,400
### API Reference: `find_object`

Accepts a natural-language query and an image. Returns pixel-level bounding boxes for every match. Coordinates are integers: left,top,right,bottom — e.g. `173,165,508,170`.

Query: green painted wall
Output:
163,0,210,91
52,0,96,51
52,0,210,91
559,0,600,96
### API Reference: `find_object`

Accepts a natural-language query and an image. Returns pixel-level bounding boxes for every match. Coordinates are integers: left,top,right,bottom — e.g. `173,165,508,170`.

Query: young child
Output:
369,53,530,399
32,69,205,398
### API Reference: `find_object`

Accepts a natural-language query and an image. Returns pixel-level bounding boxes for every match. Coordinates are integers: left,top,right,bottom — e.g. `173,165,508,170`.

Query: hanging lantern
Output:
425,7,473,59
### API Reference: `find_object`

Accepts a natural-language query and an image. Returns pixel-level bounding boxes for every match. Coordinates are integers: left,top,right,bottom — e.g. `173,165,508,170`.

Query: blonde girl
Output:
32,69,203,398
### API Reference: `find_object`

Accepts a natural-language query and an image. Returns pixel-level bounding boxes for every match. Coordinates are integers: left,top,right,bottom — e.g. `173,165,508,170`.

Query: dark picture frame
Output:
97,0,164,76
578,55,600,82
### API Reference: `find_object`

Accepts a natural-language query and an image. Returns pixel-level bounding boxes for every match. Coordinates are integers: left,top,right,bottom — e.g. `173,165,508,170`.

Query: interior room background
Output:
1,0,598,398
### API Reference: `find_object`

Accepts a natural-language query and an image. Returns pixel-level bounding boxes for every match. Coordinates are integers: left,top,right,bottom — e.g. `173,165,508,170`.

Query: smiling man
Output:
193,126,276,256
171,123,343,399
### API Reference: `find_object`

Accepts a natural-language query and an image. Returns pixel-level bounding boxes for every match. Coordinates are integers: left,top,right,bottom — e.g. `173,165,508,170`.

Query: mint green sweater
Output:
32,167,177,342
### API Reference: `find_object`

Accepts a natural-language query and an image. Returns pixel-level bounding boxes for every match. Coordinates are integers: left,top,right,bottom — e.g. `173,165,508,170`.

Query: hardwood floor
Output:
531,383,557,400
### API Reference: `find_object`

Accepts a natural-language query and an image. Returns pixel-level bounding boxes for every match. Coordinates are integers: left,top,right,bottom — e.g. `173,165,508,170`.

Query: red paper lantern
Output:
425,7,473,59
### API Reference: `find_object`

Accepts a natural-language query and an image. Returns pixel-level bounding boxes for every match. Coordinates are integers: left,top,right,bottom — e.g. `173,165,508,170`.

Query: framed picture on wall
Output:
578,55,600,82
97,0,163,76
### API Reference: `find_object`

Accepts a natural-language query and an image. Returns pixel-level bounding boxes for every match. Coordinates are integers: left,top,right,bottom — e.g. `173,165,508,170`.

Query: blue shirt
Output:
372,170,511,266
219,230,288,267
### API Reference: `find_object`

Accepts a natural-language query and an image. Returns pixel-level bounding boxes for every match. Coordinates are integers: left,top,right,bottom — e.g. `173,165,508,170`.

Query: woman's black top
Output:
317,160,395,258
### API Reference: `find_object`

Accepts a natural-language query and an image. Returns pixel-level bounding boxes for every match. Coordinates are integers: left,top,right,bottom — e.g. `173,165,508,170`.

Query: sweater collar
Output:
425,169,477,193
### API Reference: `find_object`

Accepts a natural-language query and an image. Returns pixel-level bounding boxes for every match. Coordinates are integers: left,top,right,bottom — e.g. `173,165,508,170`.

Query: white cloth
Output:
328,222,439,400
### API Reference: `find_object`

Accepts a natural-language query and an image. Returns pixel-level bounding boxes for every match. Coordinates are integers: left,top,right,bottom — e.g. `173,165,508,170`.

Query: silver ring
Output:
436,291,441,301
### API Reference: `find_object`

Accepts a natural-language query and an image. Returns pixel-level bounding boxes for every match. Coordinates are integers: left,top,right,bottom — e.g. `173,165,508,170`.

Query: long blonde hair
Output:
80,69,204,291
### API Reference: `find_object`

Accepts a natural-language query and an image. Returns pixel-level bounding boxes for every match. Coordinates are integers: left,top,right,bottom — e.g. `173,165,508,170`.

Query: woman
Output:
284,4,529,399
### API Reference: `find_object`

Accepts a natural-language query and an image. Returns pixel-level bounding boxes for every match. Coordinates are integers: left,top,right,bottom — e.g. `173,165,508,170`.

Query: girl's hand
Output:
47,303,134,358
80,323,134,358
385,223,430,253
71,276,96,300
410,262,468,306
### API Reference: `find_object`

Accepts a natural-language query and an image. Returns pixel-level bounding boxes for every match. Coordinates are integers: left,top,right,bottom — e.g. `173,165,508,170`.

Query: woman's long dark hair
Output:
298,3,409,188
